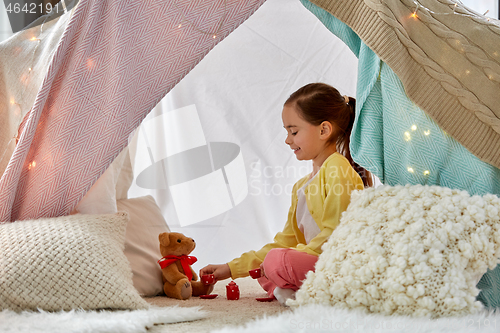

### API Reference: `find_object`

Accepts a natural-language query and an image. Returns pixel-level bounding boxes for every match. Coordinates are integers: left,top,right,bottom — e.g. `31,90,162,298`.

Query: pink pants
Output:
257,248,319,297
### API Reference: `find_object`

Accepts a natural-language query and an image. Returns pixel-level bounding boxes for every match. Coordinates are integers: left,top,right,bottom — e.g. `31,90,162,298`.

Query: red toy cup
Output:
249,268,262,279
201,274,215,285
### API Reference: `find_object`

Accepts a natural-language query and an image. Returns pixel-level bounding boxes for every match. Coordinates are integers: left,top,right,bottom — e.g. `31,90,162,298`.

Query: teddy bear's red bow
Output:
158,255,198,281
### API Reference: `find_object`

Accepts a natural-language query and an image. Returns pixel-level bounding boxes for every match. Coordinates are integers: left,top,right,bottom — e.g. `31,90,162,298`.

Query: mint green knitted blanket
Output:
301,0,500,309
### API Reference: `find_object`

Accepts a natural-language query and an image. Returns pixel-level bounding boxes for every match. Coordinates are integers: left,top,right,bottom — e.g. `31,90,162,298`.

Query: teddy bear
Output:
158,232,214,300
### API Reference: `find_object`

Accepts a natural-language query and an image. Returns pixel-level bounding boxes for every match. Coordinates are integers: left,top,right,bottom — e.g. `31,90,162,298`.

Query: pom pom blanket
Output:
290,185,500,317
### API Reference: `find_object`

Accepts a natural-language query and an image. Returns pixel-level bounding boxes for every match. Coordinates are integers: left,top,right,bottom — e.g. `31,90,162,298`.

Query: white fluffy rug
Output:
0,306,206,333
212,304,500,333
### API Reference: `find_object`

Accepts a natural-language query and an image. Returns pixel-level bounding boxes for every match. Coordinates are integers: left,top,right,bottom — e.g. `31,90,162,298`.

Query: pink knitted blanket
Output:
0,0,265,222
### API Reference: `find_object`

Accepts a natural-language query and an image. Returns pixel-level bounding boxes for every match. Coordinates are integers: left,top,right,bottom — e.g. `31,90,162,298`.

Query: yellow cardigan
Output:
228,152,364,279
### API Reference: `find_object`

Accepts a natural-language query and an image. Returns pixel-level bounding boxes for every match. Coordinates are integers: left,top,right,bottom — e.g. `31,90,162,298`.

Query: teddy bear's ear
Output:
159,232,170,246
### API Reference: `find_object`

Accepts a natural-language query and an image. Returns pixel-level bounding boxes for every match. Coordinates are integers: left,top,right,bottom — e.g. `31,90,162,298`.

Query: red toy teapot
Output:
226,281,240,300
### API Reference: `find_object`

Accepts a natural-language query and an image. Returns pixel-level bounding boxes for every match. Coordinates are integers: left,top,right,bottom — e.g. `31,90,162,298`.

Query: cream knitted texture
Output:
289,185,500,318
0,212,149,312
310,0,500,169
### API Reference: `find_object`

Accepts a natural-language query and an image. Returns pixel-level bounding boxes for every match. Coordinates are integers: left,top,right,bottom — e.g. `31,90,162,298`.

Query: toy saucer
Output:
256,297,275,302
200,294,218,299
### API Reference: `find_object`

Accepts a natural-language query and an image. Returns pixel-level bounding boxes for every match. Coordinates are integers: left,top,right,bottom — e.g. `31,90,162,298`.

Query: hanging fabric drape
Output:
0,0,266,222
309,0,500,170
0,2,73,189
300,0,500,196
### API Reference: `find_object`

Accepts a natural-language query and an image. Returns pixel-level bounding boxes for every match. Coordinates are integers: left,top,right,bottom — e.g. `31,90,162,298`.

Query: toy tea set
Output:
198,269,273,301
157,231,274,301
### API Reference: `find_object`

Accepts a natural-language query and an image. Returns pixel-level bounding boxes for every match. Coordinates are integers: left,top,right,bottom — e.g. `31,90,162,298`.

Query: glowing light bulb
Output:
424,130,430,136
412,3,420,19
87,58,95,70
407,167,414,173
423,170,430,176
28,67,32,71
465,70,470,75
10,98,15,105
404,131,411,141
32,161,36,167
213,35,217,39
28,163,32,170
178,24,182,28
30,37,37,41
411,125,417,131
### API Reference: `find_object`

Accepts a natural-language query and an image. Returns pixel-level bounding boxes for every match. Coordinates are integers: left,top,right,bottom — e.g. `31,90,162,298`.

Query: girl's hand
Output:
199,264,231,282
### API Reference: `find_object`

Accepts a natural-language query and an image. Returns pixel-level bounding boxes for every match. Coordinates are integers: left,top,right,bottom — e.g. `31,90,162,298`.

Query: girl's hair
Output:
285,83,373,187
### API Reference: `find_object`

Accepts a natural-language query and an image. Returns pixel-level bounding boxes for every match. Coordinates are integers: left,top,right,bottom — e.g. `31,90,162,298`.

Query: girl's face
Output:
282,104,326,161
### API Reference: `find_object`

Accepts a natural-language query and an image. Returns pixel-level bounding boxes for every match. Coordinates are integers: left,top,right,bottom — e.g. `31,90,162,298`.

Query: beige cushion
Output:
0,212,149,312
118,196,170,296
291,185,500,317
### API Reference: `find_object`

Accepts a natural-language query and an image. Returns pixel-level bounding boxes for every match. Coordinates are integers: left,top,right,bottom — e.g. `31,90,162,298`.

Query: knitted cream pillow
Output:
290,185,500,317
0,212,149,312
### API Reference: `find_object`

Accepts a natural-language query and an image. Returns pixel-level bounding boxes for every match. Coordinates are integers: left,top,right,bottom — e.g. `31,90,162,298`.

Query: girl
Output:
200,83,372,305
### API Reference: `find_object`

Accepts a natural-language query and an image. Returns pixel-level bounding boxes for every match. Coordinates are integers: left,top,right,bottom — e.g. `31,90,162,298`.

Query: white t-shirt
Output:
296,173,321,244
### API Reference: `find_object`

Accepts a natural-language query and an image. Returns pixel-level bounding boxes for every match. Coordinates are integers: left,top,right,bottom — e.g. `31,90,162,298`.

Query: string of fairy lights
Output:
0,0,74,170
403,124,432,177
404,0,498,178
410,0,495,22
0,0,229,173
172,0,227,39
0,12,52,172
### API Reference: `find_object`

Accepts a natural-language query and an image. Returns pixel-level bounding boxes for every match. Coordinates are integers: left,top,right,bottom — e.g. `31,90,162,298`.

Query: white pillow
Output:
0,212,149,311
291,185,500,317
119,196,170,296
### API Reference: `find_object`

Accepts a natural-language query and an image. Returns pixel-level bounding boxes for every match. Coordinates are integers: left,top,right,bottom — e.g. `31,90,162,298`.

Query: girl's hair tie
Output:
343,95,349,105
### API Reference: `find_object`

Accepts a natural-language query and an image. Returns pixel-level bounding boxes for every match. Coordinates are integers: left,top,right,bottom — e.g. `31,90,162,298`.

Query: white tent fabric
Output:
0,5,14,42
128,0,359,270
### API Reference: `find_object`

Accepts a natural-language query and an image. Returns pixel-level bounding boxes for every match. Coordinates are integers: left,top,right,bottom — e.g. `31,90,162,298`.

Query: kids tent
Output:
1,0,500,318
